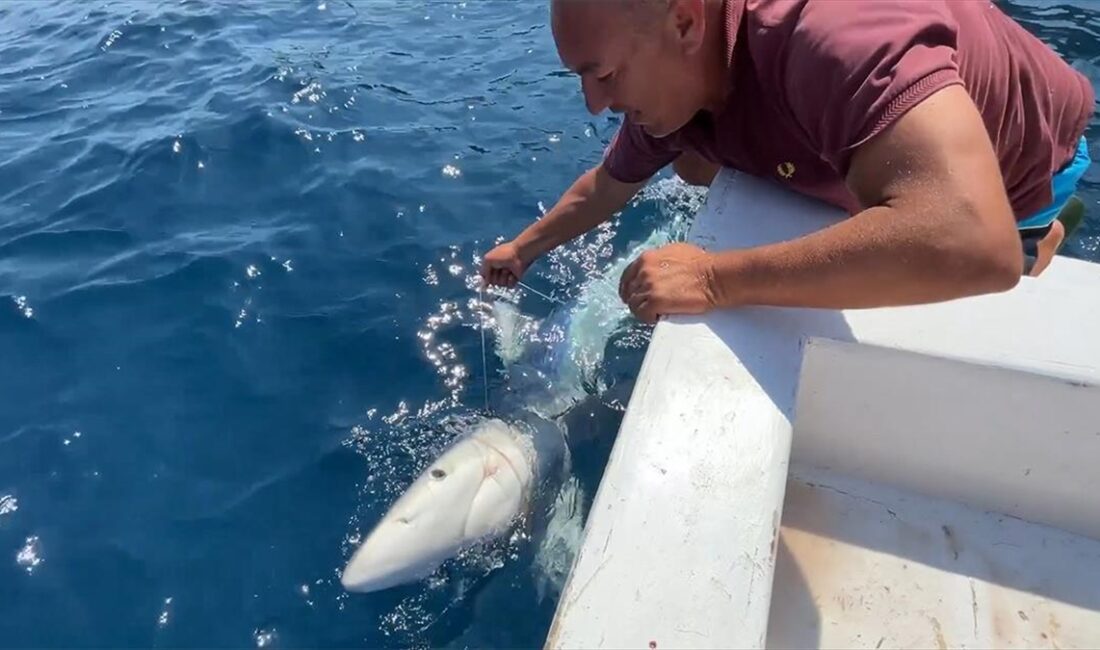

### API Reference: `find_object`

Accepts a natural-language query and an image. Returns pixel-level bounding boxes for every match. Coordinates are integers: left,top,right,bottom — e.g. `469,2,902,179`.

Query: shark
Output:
341,227,678,594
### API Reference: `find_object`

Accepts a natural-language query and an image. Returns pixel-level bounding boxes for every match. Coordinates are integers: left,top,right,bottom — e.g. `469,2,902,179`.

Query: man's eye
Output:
597,71,615,83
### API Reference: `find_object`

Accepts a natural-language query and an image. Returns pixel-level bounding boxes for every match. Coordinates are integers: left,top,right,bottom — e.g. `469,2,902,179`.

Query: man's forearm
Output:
514,164,644,263
707,204,1022,310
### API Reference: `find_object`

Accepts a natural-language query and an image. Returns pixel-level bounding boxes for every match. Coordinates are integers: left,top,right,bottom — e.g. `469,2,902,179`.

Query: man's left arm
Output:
619,84,1022,322
721,83,1023,306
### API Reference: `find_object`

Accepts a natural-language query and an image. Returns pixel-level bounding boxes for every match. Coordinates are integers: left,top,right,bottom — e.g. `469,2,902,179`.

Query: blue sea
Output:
1,1,1097,647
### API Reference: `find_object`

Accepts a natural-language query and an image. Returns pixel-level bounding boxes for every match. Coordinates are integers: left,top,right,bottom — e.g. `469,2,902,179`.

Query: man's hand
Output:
618,242,719,324
480,241,529,288
480,163,646,290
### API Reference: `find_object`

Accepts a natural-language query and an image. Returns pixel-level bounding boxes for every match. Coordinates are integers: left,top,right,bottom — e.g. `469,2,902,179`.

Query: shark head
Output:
341,418,539,593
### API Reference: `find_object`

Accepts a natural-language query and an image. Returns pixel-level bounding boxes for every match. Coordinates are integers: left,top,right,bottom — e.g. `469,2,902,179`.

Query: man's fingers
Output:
492,268,511,288
629,276,648,302
627,291,647,318
479,259,493,286
618,259,633,302
626,285,664,325
482,266,521,288
620,258,641,303
622,270,650,309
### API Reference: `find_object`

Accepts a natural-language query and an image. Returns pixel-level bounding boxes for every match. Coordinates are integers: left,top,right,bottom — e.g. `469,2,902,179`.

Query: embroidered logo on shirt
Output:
777,162,796,179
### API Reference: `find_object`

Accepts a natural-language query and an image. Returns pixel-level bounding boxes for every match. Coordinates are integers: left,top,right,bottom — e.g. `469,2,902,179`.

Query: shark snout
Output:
341,418,537,593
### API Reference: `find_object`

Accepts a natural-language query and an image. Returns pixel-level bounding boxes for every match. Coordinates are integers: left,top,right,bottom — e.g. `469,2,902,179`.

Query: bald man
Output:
480,0,1093,324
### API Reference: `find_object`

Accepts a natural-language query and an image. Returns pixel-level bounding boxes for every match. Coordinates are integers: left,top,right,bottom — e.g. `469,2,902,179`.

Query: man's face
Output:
551,0,704,138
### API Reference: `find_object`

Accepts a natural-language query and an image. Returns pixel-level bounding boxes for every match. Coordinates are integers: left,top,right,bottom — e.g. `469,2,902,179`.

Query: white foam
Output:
0,495,17,517
490,301,535,367
534,475,587,602
16,536,42,573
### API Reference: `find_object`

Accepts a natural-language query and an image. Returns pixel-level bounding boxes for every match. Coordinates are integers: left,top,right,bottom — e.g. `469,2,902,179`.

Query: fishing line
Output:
477,277,562,413
478,285,490,413
517,280,563,305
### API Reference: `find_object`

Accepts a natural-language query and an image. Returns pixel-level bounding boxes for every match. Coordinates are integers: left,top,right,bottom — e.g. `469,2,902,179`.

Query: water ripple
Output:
0,0,1096,647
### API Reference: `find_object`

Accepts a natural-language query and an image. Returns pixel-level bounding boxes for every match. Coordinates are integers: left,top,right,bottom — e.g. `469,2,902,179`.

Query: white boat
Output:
545,169,1100,649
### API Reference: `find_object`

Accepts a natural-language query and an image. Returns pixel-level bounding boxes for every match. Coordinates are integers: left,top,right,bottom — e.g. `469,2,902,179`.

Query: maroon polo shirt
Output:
602,0,1095,220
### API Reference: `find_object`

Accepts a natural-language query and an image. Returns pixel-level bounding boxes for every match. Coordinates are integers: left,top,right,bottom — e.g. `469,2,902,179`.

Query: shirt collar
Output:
723,0,748,68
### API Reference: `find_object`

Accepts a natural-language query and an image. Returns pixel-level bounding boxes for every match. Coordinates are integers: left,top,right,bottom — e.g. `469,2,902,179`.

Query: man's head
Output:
550,0,717,138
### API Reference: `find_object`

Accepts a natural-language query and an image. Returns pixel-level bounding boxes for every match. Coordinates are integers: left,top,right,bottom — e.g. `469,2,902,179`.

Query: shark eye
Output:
430,468,446,480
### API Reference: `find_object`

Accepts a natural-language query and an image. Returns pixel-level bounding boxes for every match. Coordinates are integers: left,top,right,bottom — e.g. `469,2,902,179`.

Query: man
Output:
480,0,1094,324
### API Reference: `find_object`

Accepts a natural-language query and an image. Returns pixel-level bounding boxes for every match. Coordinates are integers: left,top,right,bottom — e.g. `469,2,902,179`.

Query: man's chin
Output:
641,117,691,138
640,122,672,138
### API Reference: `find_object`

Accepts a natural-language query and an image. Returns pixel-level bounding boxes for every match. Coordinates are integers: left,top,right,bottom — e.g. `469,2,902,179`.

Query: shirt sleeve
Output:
601,118,682,183
781,0,965,175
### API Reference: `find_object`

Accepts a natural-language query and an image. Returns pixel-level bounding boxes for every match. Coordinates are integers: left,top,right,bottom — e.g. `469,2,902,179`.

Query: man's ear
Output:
669,0,706,55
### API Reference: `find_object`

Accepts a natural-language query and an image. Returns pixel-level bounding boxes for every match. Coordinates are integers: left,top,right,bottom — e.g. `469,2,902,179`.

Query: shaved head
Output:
550,0,725,138
621,0,672,29
551,0,669,32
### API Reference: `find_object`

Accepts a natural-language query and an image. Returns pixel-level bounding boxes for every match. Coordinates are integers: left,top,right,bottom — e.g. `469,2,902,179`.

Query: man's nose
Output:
581,77,611,115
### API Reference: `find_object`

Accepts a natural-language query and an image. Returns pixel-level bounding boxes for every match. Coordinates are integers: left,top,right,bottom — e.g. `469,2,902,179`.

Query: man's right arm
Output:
482,163,646,286
515,163,645,260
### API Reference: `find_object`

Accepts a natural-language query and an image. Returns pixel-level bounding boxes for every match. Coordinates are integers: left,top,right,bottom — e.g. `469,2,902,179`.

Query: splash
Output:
16,536,42,573
253,628,277,648
0,495,17,517
156,597,173,628
533,475,586,603
291,80,325,105
342,176,707,641
100,29,123,52
13,295,33,318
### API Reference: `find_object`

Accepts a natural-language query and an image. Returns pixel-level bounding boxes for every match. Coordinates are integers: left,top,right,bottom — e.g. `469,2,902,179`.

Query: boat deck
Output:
545,170,1100,649
770,468,1100,649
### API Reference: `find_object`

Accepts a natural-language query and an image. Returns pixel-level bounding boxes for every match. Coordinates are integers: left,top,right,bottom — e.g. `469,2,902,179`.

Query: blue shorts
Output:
1018,136,1090,273
1018,135,1091,232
